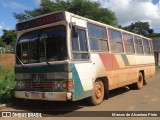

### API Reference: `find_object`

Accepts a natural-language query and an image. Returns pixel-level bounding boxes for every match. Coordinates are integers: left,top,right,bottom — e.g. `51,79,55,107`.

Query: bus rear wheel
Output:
136,72,144,89
129,72,144,90
88,80,104,106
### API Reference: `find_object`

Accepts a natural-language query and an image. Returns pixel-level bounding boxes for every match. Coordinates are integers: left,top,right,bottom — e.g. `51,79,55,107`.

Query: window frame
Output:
108,28,124,53
87,22,109,52
123,32,135,54
143,38,151,55
134,36,144,55
71,27,90,61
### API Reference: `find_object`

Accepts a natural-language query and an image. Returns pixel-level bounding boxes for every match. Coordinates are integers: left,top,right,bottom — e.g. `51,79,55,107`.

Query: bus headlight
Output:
17,81,25,89
62,82,67,89
55,81,73,90
56,82,61,89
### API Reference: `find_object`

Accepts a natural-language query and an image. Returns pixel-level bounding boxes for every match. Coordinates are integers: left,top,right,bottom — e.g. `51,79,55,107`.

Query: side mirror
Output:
70,22,78,38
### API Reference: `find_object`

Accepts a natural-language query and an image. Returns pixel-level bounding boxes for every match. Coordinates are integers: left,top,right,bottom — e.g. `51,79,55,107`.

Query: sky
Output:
0,0,160,36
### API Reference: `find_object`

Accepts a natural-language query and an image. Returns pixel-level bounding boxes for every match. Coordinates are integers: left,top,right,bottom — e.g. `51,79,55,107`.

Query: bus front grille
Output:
16,72,70,91
24,81,54,91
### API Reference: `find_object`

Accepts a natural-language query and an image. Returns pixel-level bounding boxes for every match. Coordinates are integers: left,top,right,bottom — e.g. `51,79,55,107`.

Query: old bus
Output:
15,11,155,105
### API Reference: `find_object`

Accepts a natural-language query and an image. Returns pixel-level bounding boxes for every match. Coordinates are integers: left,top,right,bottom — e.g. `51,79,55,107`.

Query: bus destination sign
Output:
16,12,64,31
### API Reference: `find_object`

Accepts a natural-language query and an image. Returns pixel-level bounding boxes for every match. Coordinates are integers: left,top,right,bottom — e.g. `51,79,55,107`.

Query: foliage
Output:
150,33,160,37
13,0,118,26
0,68,16,103
1,30,16,47
122,21,153,37
156,66,160,71
0,38,5,47
0,64,2,71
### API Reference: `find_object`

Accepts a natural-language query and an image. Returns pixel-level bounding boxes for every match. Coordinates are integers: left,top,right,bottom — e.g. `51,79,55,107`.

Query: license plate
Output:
31,92,41,99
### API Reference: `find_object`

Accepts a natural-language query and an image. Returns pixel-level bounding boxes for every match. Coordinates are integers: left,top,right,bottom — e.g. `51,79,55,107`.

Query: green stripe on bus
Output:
121,54,129,66
15,64,69,73
70,63,92,101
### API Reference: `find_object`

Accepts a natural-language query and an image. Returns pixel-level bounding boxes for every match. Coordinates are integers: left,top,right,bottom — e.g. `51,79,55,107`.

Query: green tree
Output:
122,21,153,37
0,38,5,47
1,30,16,46
13,0,118,26
150,33,160,37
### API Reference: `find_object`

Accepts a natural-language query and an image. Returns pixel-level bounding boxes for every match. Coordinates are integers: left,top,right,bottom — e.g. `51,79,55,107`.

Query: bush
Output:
0,64,2,71
156,66,160,71
0,68,16,103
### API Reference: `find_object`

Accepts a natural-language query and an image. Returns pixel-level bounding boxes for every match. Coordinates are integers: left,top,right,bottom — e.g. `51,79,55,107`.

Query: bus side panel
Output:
125,55,155,83
94,53,155,90
98,53,135,89
70,53,155,101
135,55,155,78
114,54,132,87
70,63,93,101
91,53,124,90
97,53,123,89
126,55,138,83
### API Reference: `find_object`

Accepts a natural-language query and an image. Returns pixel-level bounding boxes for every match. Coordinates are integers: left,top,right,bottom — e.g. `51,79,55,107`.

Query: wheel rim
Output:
94,83,103,99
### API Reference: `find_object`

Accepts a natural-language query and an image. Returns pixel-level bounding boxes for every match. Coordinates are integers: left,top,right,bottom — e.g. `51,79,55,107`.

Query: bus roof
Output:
66,11,151,40
16,11,151,40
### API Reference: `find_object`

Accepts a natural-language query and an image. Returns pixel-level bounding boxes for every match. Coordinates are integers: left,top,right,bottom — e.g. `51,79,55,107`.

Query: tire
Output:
88,80,104,106
129,72,144,90
136,72,144,89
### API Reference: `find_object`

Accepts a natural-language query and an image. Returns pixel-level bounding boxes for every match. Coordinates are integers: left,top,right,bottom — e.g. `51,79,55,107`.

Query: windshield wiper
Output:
46,59,51,65
16,54,24,66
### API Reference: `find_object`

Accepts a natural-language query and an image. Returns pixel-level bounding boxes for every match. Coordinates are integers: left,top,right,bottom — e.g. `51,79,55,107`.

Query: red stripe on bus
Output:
99,53,120,71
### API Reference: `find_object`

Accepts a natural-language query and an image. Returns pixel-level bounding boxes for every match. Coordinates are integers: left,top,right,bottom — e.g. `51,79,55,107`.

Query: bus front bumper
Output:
14,91,72,101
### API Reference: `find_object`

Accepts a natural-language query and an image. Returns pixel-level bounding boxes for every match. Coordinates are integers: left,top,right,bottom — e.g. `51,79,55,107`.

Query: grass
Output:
156,66,160,71
0,66,16,103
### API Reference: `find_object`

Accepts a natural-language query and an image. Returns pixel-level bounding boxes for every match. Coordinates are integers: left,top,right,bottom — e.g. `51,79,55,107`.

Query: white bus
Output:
15,11,155,105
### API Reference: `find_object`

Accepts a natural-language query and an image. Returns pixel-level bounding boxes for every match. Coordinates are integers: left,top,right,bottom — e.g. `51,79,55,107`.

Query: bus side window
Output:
71,28,89,60
123,33,135,54
108,29,123,53
135,36,144,54
143,38,151,55
87,23,108,52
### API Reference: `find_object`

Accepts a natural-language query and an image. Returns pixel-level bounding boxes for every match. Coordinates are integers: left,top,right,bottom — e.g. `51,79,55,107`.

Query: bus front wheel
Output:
88,80,104,106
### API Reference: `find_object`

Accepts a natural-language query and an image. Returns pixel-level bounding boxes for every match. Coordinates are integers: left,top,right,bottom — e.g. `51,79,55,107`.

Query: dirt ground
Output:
0,54,15,69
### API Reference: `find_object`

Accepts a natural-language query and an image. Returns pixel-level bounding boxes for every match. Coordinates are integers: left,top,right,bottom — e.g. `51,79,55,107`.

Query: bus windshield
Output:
16,25,67,64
